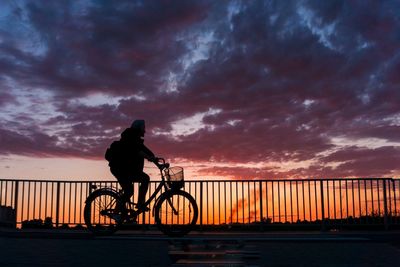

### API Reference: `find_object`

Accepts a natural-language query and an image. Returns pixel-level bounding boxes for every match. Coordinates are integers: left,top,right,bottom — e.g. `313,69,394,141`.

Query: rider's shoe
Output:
110,214,122,222
137,205,150,212
125,217,138,224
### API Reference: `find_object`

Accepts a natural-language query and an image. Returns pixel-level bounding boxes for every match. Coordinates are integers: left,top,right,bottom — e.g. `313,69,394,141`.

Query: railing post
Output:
383,179,389,230
199,181,203,228
259,181,263,230
55,182,61,228
13,181,19,228
320,180,326,231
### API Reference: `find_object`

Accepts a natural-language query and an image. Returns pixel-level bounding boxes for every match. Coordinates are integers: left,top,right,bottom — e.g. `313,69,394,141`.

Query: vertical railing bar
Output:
194,181,197,217
290,181,293,223
254,181,257,223
339,180,343,224
199,181,203,226
377,179,381,217
62,182,66,225
235,181,238,223
14,181,19,228
230,181,232,224
55,182,60,228
79,182,83,224
383,179,389,230
296,180,300,224
278,181,281,222
27,182,31,220
142,181,146,225
149,182,153,224
224,181,227,224
246,181,251,224
3,181,6,206
393,180,397,223
206,181,209,225
68,183,72,224
39,182,43,220
0,181,3,206
242,182,245,224
4,182,8,207
21,182,25,223
352,180,355,222
2,182,5,206
4,181,6,207
358,180,361,223
272,181,275,223
388,180,392,222
326,180,330,221
45,182,48,220
218,181,221,225
248,182,250,224
345,180,349,224
212,181,215,225
320,180,325,231
266,181,268,222
9,181,12,206
50,183,54,225
259,181,263,224
33,182,37,219
284,180,287,223
371,180,374,223
314,180,318,221
333,180,337,222
11,182,14,210
0,180,3,206
10,181,13,207
73,183,77,224
364,180,368,223
302,181,305,222
308,181,311,222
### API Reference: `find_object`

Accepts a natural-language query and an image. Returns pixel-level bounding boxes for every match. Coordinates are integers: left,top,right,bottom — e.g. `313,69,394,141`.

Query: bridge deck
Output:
1,229,400,266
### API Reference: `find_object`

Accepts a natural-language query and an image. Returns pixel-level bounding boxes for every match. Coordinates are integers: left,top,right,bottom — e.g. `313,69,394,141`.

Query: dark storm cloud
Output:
1,0,400,178
0,0,209,96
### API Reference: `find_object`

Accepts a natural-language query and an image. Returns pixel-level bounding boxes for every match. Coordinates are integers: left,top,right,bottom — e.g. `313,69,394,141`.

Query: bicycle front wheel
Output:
84,189,123,235
154,190,198,237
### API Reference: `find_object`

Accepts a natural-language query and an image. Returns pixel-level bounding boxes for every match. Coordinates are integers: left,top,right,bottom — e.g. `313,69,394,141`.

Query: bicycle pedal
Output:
137,206,150,212
125,218,138,224
110,214,122,222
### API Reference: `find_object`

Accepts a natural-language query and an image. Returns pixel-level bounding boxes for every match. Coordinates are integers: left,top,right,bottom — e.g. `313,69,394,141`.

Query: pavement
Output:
1,228,400,266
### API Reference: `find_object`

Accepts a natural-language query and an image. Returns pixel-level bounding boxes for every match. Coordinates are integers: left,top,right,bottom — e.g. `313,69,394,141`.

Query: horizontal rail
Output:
0,178,399,230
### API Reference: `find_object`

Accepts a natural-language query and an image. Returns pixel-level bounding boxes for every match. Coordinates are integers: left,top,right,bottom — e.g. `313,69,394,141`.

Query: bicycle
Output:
83,158,198,237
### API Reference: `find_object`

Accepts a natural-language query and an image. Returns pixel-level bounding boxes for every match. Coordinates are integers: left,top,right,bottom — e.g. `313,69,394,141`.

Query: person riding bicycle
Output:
107,119,157,212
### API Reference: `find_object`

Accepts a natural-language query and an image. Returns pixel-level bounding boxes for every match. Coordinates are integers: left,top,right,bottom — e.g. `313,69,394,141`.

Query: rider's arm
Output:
139,144,156,162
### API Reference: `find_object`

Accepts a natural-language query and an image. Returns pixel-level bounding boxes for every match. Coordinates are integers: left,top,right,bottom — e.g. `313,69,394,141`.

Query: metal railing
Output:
0,178,399,229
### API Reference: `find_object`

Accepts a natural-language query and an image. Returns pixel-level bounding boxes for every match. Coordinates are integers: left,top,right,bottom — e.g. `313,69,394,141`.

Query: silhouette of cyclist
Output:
108,120,157,212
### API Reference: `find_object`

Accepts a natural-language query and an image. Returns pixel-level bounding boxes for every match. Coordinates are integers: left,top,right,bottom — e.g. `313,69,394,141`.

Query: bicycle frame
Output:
133,160,178,217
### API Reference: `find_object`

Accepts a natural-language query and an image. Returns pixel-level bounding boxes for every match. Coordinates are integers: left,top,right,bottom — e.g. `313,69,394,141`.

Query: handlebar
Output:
154,157,169,170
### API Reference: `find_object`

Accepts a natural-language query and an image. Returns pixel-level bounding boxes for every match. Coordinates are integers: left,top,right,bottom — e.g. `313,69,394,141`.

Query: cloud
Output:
0,1,400,178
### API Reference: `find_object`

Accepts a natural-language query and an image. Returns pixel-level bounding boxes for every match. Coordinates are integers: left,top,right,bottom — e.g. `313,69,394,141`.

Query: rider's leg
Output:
136,172,150,209
120,180,133,204
110,167,133,204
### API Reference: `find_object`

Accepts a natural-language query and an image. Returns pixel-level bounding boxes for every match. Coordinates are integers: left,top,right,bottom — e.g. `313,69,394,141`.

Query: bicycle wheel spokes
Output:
159,195,185,224
155,191,198,238
84,190,122,235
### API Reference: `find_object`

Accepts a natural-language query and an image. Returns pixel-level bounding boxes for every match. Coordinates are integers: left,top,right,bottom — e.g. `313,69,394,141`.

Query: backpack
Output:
105,140,123,162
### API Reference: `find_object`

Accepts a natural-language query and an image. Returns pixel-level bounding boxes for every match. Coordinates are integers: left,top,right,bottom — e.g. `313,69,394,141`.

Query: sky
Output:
0,0,400,180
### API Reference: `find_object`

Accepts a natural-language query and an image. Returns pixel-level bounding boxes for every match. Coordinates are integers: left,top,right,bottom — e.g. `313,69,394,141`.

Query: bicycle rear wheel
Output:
84,189,123,235
154,190,198,237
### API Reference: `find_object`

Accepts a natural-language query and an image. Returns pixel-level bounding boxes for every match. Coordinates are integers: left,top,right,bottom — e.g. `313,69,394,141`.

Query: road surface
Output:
1,230,400,266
